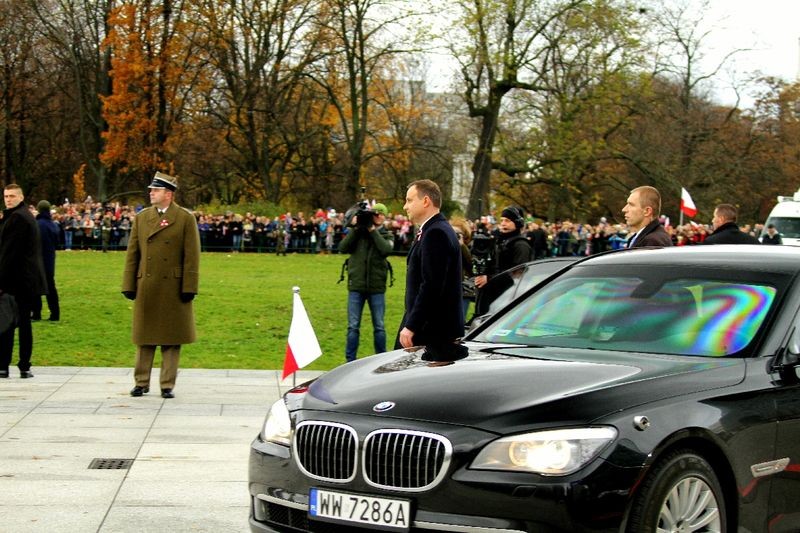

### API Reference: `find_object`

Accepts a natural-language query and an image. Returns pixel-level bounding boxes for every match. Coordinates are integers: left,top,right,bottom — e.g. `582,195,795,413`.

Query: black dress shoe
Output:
161,388,175,399
130,386,149,397
0,370,8,378
19,370,34,379
48,316,60,322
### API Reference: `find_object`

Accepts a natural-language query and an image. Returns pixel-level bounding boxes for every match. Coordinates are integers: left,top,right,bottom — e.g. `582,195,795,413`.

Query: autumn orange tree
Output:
101,0,207,193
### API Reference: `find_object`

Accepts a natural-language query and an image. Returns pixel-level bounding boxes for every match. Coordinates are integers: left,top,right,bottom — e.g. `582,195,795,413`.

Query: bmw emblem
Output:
373,401,395,413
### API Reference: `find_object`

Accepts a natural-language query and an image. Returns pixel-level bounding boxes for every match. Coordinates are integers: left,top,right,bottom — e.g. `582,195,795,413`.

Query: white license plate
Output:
309,487,411,531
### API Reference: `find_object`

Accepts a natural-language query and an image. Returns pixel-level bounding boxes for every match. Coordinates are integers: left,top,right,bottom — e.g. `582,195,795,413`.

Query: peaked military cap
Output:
148,171,178,191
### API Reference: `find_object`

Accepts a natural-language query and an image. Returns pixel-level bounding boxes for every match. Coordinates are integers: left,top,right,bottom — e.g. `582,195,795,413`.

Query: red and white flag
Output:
282,288,322,380
680,187,697,218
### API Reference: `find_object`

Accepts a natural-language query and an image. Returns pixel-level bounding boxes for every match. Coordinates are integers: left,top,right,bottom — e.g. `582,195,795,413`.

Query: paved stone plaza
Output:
0,366,322,532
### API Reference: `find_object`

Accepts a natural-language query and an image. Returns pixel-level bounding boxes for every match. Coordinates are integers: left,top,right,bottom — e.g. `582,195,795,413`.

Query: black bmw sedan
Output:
250,245,800,532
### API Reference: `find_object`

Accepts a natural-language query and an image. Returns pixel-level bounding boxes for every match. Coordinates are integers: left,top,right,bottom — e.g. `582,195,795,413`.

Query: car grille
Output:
294,422,358,482
293,423,452,491
363,430,451,491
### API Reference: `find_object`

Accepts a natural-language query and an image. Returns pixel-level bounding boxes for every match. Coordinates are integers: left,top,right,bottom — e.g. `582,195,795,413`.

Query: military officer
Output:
122,172,200,398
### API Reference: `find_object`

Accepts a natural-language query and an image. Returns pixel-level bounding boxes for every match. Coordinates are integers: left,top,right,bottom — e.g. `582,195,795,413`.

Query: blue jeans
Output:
346,291,386,362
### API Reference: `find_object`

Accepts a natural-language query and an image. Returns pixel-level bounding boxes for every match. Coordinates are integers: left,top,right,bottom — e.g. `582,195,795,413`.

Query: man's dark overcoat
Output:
0,203,47,297
703,222,760,245
122,203,200,345
398,212,464,347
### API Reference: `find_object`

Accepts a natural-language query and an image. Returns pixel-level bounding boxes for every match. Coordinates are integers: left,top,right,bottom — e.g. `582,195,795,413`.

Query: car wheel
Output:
626,449,726,533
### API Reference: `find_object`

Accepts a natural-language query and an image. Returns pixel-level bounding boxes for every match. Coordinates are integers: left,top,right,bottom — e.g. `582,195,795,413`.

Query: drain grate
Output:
88,458,134,470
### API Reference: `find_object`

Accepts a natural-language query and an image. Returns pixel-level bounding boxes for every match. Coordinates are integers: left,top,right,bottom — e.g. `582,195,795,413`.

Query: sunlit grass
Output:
30,251,408,371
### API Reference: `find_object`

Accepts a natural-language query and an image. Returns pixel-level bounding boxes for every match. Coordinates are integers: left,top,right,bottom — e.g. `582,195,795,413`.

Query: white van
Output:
763,190,800,245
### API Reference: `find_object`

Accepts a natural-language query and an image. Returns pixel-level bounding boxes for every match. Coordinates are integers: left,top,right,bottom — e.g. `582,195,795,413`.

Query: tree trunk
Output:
467,92,503,219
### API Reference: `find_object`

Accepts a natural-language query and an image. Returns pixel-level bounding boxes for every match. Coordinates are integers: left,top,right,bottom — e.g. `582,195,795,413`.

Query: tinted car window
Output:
475,268,779,357
482,259,578,316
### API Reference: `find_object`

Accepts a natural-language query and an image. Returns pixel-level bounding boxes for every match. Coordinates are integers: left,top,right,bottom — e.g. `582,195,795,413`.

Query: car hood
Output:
292,343,746,434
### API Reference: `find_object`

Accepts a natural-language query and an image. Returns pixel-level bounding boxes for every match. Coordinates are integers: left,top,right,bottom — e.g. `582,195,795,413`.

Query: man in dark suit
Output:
704,204,760,245
122,172,200,399
0,184,47,378
762,224,782,245
32,200,61,322
397,179,464,349
622,186,673,248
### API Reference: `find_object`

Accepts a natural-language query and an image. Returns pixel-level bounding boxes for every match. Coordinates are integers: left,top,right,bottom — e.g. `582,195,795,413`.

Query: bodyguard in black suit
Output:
397,180,464,349
622,186,673,249
704,204,760,245
0,184,47,378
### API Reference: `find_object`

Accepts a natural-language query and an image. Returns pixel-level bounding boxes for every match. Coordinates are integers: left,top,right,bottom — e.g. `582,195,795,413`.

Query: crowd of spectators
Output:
29,199,768,256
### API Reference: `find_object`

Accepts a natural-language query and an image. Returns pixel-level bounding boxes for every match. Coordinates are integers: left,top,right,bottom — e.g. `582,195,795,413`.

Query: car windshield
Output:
473,266,779,357
765,217,800,239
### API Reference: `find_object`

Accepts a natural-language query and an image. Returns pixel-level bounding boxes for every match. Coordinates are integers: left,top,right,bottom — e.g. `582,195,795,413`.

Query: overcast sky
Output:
426,0,800,108
700,0,800,106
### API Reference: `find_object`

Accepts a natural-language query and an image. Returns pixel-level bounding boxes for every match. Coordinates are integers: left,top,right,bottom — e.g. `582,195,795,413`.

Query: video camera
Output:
471,227,495,275
344,187,377,230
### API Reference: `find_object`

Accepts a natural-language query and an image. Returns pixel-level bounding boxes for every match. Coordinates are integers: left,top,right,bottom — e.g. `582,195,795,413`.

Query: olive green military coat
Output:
122,203,200,345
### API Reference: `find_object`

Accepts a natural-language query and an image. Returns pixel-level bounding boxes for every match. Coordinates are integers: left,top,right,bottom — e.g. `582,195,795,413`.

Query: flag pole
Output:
283,284,322,384
292,286,300,389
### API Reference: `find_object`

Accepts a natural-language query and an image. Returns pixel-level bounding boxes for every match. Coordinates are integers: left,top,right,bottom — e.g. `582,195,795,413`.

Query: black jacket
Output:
36,211,60,276
398,213,464,347
527,228,549,258
496,231,531,272
0,202,47,297
628,220,673,248
704,222,760,245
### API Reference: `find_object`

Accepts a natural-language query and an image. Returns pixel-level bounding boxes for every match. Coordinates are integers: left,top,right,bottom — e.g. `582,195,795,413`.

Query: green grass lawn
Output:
30,251,409,371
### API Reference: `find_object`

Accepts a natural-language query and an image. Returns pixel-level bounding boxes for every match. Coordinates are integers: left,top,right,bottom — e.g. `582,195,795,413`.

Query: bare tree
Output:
189,0,324,204
28,0,114,199
307,0,425,202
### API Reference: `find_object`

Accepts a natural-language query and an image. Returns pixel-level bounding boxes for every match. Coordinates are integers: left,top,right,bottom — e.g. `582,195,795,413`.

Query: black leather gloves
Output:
180,293,196,303
122,291,136,300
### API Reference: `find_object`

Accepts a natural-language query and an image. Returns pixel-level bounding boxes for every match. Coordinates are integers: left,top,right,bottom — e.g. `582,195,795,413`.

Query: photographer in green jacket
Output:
339,203,394,362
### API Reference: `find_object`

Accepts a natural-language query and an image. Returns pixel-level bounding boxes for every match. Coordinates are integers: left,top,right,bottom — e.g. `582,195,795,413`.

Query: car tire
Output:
626,449,726,533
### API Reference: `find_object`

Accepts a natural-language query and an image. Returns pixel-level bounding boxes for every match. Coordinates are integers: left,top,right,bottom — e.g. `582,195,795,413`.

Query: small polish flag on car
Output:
282,287,322,380
680,187,697,218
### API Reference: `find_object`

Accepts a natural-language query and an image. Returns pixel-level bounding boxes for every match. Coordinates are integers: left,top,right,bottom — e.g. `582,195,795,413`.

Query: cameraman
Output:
473,205,531,291
339,203,394,362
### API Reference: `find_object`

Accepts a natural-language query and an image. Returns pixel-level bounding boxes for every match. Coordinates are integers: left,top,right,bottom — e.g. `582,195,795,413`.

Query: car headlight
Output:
261,398,292,446
470,427,617,476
